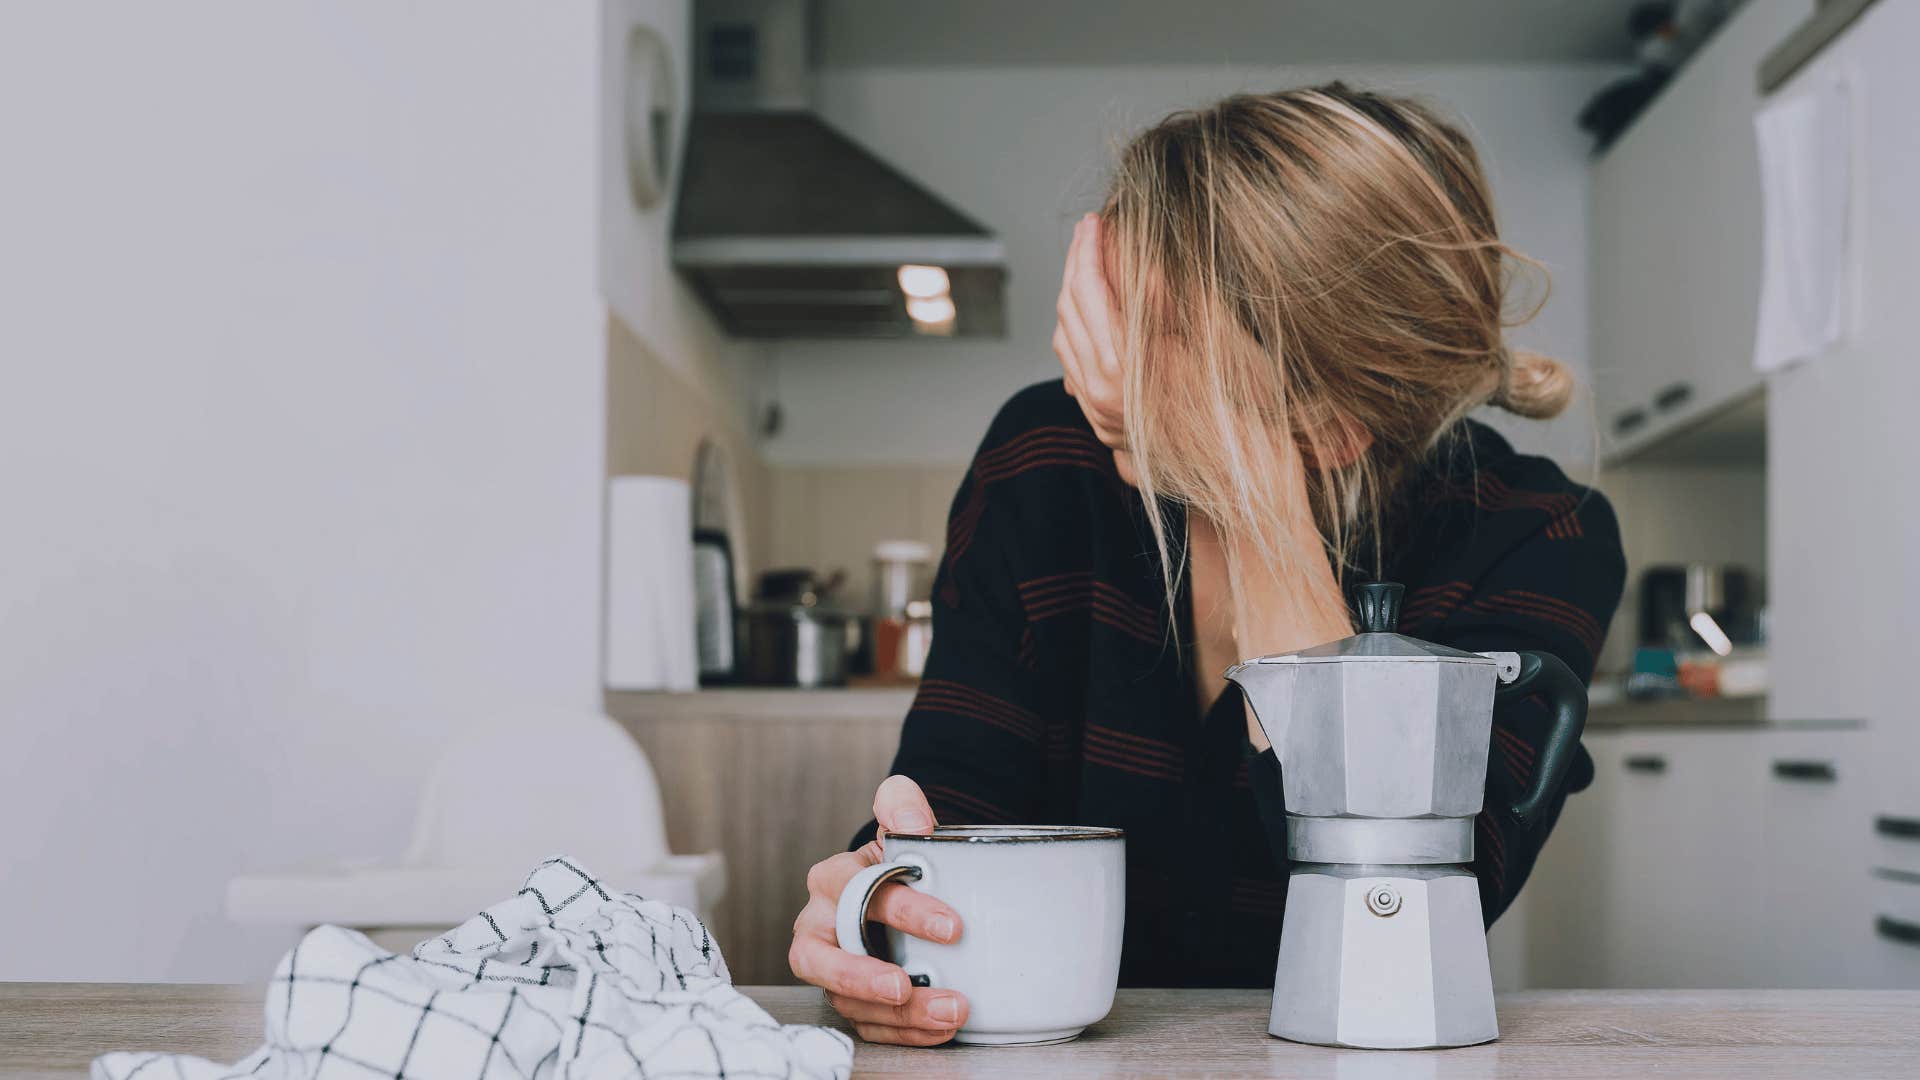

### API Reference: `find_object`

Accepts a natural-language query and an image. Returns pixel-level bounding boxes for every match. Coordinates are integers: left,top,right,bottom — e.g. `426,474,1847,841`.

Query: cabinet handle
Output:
1771,759,1837,782
1877,815,1920,841
1624,754,1667,774
1653,382,1694,412
1613,408,1648,436
1878,915,1920,948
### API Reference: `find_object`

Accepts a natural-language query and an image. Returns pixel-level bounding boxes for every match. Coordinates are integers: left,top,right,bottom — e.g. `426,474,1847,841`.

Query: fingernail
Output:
893,809,931,832
928,914,956,943
929,995,960,1024
872,972,905,1002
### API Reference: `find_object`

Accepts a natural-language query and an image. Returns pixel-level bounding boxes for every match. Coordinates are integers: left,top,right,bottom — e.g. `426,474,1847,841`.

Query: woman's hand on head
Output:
1053,213,1136,483
788,775,970,1045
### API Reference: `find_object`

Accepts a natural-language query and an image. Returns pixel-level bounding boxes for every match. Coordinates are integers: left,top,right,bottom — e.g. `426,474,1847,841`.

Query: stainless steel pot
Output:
739,602,851,687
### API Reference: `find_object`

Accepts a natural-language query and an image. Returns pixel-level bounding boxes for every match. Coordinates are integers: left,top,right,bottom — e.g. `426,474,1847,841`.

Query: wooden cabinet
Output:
607,688,913,985
1526,725,1876,988
1587,0,1811,459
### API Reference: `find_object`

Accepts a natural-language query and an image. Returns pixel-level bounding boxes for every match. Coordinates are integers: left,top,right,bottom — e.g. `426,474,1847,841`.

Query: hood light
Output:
906,295,956,326
897,264,951,299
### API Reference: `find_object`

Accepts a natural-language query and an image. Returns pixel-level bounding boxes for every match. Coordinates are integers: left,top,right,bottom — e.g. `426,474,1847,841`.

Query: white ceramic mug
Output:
834,824,1126,1045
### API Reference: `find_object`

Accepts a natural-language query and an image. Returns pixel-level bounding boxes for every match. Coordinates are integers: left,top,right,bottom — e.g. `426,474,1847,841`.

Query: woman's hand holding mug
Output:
788,775,970,1045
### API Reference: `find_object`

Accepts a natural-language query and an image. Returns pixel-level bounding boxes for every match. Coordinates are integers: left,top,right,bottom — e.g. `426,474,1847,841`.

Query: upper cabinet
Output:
1589,0,1812,461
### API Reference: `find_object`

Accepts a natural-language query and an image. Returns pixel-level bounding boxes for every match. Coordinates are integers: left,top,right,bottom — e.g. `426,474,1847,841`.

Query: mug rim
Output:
881,824,1124,844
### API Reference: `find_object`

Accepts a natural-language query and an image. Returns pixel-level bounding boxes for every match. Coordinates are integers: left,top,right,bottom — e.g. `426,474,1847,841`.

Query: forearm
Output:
1227,519,1352,752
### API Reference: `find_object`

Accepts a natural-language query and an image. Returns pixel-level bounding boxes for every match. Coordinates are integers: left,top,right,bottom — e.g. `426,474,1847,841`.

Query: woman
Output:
788,83,1626,1045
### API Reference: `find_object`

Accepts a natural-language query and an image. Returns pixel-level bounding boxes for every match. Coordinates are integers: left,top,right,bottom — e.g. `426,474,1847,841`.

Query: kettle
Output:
1223,581,1588,1048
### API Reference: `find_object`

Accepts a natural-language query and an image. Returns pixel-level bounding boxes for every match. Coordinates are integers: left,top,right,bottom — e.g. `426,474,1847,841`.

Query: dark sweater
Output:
853,380,1626,988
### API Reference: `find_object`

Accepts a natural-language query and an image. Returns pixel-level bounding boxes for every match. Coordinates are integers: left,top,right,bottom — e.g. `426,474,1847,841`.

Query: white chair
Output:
228,713,724,953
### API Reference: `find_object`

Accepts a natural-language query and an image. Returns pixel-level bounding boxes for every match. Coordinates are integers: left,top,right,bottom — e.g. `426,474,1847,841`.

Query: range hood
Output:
672,2,1007,339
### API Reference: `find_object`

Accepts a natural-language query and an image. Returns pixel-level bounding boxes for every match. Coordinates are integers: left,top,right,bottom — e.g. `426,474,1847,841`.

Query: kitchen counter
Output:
606,686,916,722
611,687,1865,731
6,983,1917,1078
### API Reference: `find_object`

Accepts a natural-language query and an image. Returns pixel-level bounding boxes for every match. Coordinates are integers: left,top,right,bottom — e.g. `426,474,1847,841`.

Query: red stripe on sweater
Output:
1464,594,1603,656
1476,812,1508,893
1020,580,1162,644
976,447,1111,484
914,681,1042,742
1083,743,1184,781
1475,475,1583,538
975,426,1103,468
1494,725,1537,765
1084,724,1184,768
924,783,1013,824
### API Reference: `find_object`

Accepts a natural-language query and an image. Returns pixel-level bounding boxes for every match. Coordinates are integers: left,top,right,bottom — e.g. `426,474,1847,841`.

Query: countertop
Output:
608,686,1864,733
606,686,916,722
6,983,1918,1079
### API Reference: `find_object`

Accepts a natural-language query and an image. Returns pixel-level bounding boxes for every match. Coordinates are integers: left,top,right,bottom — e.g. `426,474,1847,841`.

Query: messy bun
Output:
1495,350,1574,419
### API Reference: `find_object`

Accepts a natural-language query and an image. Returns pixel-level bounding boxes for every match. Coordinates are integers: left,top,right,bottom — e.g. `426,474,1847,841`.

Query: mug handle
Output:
834,859,934,986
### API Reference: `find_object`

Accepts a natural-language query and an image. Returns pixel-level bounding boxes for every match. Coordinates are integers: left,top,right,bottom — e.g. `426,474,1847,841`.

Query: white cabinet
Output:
1587,0,1812,458
1758,730,1876,985
1758,0,1920,993
1524,726,1875,988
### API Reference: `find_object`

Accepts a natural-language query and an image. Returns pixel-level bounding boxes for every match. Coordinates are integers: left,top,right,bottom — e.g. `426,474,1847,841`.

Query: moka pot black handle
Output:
1493,650,1588,834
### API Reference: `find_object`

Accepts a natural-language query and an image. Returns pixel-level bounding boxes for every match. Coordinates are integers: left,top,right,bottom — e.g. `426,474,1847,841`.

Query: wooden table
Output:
4,983,1918,1078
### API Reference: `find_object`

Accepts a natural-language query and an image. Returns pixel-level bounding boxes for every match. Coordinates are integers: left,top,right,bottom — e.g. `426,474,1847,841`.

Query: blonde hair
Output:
1101,83,1571,625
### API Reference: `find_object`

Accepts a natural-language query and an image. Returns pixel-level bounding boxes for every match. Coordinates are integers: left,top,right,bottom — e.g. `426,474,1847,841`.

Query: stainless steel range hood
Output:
672,2,1007,339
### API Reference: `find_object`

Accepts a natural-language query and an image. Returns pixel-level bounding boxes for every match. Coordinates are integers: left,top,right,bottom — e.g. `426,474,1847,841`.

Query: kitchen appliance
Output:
1638,563,1759,651
739,567,852,687
674,1,1007,339
871,539,931,617
1224,582,1589,1048
869,540,933,679
691,528,738,684
739,602,850,687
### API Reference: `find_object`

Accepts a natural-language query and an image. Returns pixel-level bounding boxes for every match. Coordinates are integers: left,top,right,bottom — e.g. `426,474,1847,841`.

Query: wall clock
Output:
623,25,675,211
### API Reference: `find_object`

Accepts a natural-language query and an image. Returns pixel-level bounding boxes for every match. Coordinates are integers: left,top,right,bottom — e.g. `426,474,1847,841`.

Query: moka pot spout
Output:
1223,660,1296,762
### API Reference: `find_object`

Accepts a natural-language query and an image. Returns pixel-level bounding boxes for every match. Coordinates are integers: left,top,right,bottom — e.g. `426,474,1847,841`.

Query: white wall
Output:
0,3,609,980
762,64,1620,469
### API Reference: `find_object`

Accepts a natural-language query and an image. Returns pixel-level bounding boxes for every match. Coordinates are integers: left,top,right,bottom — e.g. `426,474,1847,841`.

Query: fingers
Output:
1055,228,1089,403
788,914,915,1006
847,1021,958,1047
1056,215,1125,443
805,849,877,903
1071,215,1123,382
874,774,936,834
1055,268,1101,399
867,879,961,944
826,988,969,1034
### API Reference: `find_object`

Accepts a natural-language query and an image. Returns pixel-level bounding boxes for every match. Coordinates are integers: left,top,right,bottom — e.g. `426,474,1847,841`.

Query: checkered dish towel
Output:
93,857,852,1080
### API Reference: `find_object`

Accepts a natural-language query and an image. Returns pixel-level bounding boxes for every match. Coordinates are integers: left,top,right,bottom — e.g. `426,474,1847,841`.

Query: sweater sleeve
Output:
849,460,1049,848
1421,487,1627,923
